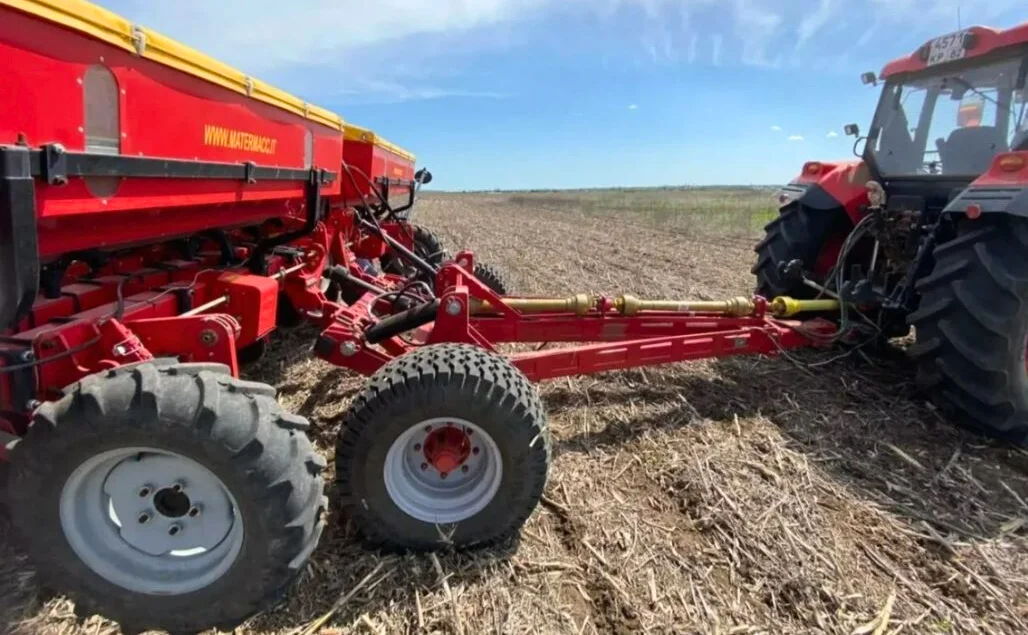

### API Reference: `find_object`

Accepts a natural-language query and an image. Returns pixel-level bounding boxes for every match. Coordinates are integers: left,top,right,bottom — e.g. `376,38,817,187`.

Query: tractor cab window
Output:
868,55,1027,177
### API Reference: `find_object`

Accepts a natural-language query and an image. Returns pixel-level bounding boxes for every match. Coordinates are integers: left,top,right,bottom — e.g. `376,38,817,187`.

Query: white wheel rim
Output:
59,447,243,595
383,418,503,524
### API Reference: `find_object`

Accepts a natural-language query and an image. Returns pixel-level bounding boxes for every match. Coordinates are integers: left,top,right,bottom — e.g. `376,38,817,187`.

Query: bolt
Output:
461,465,469,473
445,299,462,316
414,443,422,451
18,350,34,363
339,340,359,357
199,330,217,346
424,425,432,433
168,524,182,536
472,447,480,455
138,486,152,498
465,428,474,436
440,472,448,479
188,506,201,518
137,512,152,524
420,462,428,471
171,483,184,494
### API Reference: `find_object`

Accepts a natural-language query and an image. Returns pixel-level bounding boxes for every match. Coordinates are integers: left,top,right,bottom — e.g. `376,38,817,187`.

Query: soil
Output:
3,191,1027,634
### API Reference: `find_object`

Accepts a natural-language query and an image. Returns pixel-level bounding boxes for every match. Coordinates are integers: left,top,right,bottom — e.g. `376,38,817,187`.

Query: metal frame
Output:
28,144,336,186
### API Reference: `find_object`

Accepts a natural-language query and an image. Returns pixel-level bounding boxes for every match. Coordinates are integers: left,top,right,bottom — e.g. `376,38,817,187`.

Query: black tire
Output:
276,291,303,328
752,203,849,298
5,362,327,633
473,262,510,295
335,344,549,551
237,336,269,367
381,224,447,275
909,215,1028,444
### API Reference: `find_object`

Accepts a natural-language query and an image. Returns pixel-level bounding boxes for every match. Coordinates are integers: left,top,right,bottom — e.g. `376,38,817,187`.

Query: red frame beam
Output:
313,259,837,381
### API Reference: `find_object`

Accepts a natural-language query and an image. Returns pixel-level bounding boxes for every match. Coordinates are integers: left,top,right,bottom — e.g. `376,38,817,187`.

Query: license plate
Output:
927,31,968,66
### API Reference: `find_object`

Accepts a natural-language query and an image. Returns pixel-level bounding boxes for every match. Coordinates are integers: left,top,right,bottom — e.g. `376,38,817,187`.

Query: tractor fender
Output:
790,160,871,223
944,187,1028,217
942,152,1028,218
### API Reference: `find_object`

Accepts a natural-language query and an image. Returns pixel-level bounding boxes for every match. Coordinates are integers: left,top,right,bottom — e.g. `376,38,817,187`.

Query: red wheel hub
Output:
423,426,471,474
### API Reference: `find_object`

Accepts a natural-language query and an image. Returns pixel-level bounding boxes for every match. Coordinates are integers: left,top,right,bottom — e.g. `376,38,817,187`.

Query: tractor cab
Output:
857,27,1028,211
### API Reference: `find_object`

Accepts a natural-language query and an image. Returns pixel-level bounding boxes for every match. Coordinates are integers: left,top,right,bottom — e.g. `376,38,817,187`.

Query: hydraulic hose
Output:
364,298,440,344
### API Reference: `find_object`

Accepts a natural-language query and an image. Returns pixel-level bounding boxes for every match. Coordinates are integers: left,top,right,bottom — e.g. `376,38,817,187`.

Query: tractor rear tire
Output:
381,225,448,275
910,215,1028,444
335,344,549,551
5,362,327,633
473,262,510,295
752,203,849,298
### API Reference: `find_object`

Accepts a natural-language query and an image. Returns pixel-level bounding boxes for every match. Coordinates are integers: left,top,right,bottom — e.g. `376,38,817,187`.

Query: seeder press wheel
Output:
335,344,550,550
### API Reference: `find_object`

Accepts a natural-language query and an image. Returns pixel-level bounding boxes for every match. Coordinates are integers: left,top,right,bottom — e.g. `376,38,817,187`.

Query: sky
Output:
97,0,1026,190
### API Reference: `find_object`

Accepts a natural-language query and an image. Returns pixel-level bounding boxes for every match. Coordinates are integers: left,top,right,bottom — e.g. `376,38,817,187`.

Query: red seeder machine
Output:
3,1,1028,632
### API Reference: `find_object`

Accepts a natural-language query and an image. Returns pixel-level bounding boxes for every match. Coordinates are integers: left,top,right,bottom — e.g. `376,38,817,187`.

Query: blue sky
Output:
99,0,1024,190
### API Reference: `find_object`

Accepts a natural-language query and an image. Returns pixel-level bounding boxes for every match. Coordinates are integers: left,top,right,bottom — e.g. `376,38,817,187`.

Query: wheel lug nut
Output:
168,524,182,536
171,482,184,494
440,472,448,479
188,506,201,518
137,512,152,524
461,465,469,473
138,486,152,498
414,443,422,451
424,425,432,433
421,462,428,471
472,447,480,455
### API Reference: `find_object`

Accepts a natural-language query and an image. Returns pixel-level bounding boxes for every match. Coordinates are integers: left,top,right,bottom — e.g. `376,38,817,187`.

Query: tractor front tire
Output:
473,262,510,295
335,344,549,551
753,202,849,298
910,215,1028,444
5,362,327,633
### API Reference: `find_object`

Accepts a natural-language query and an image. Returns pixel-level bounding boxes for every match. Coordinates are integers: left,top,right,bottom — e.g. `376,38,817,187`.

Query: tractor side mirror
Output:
861,72,877,86
844,123,860,137
414,168,433,185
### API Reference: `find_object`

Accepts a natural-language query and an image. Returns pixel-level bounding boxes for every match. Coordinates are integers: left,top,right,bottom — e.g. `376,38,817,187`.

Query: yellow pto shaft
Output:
613,295,756,316
472,294,595,316
471,293,839,318
768,296,840,317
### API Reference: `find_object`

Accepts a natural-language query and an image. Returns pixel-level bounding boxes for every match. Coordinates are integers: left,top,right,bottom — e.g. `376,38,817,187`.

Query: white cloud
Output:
797,0,839,48
788,135,804,141
628,104,639,110
687,34,698,64
334,78,509,104
117,0,558,74
731,0,783,67
771,125,782,132
711,34,723,66
827,130,839,138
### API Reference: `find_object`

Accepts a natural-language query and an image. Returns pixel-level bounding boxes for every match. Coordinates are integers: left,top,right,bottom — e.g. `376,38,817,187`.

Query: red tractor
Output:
3,2,1027,632
755,23,1028,444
